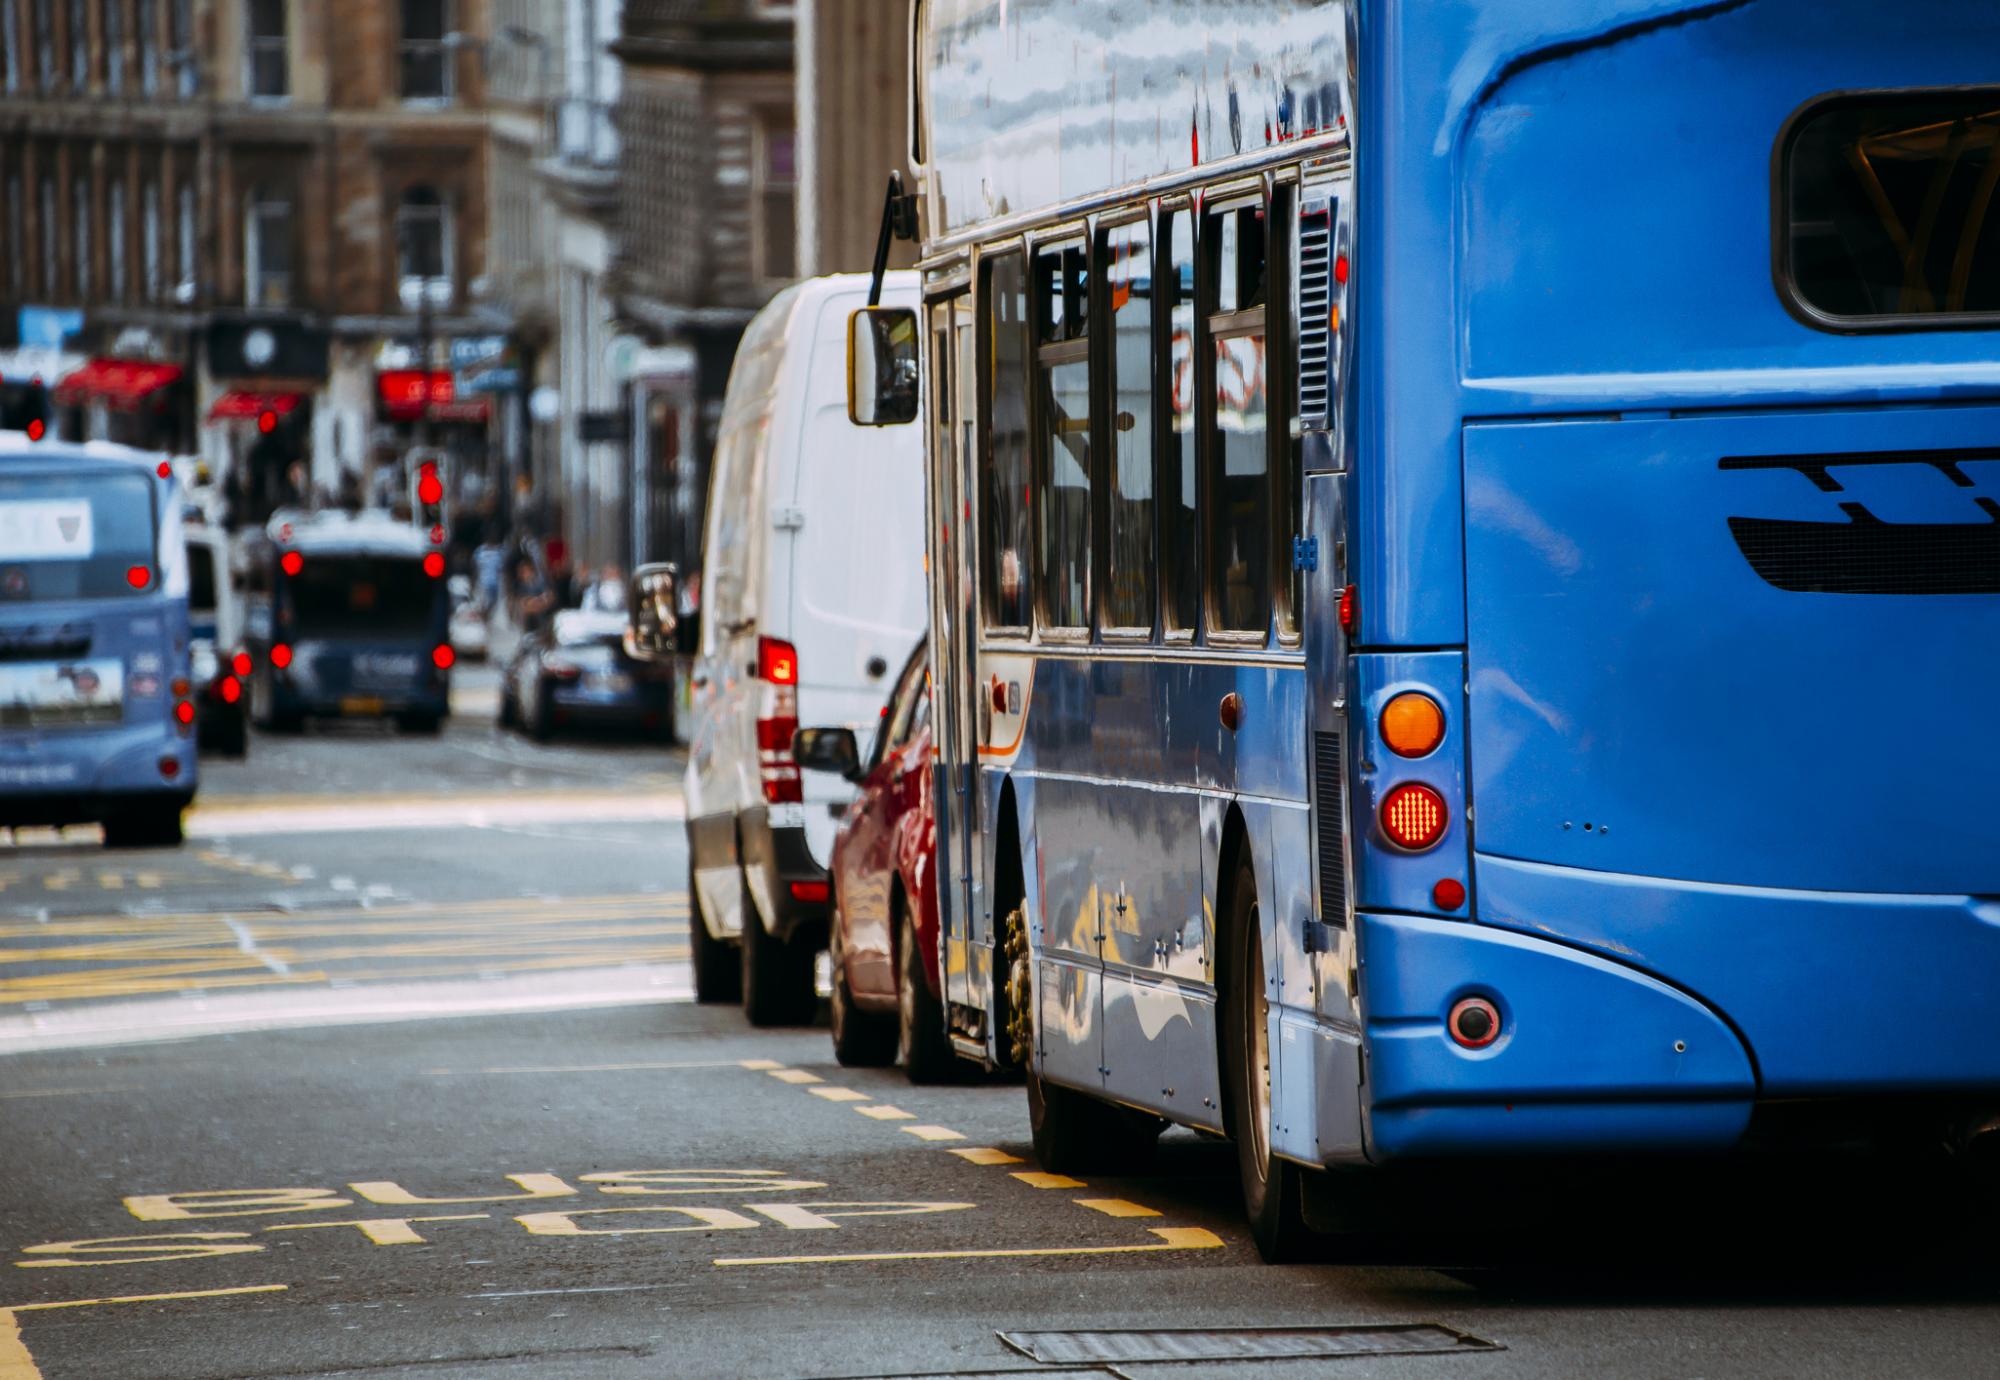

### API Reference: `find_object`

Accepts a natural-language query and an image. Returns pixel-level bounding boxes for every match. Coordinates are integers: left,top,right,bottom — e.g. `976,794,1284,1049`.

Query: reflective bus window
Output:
1162,208,1200,638
1102,219,1155,634
982,251,1034,632
1783,90,2000,324
1034,241,1091,631
1206,199,1271,637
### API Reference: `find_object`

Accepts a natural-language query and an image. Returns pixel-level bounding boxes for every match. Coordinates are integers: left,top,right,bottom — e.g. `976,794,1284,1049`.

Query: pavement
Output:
1,662,1996,1378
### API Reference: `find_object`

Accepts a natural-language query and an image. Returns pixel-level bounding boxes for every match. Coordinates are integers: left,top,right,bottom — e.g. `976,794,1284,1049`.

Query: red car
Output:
796,639,957,1082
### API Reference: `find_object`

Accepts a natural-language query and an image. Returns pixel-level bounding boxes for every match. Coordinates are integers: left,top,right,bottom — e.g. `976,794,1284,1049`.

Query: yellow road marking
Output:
4,1284,288,1313
714,1226,1224,1268
738,1059,782,1071
93,875,123,891
1075,1198,1161,1219
1010,1172,1085,1189
0,1311,38,1380
807,1087,871,1103
424,1060,759,1077
767,1069,822,1085
899,1125,965,1142
948,1148,1025,1166
856,1105,913,1120
0,1087,135,1101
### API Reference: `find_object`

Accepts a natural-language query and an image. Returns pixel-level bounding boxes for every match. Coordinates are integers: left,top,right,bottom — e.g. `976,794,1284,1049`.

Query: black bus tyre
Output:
103,802,184,850
497,685,518,730
686,863,743,1006
898,898,958,1084
829,900,895,1066
1224,852,1316,1263
741,888,817,1027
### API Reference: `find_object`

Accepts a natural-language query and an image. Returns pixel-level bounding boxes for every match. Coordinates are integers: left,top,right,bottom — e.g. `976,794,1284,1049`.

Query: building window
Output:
244,187,292,307
40,173,57,298
753,111,796,282
395,185,452,309
3,0,19,93
246,0,286,100
101,0,122,93
33,0,53,91
71,172,90,300
107,177,126,300
170,0,192,96
136,0,156,95
65,0,81,89
400,0,450,102
175,179,195,301
142,178,160,302
6,173,22,299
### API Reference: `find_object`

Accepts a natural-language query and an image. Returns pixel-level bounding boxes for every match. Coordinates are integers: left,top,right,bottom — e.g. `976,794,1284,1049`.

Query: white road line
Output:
222,917,292,976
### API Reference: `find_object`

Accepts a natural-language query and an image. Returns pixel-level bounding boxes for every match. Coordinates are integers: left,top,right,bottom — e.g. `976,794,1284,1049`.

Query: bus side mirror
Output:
848,307,920,427
793,727,863,783
625,563,680,662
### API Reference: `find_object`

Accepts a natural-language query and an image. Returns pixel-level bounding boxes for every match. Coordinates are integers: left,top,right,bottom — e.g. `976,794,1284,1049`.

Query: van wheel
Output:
103,802,185,850
396,713,443,736
215,711,250,758
1224,852,1316,1262
830,899,894,1066
686,862,742,1005
898,897,958,1084
741,891,817,1027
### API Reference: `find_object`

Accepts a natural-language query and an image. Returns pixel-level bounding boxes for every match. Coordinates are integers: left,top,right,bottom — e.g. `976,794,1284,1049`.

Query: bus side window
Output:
1161,207,1200,639
1205,199,1273,639
1034,241,1091,632
1271,181,1301,643
1101,217,1156,636
981,250,1034,633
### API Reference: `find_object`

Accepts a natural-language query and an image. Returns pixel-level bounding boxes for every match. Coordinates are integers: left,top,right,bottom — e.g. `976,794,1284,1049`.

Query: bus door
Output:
926,292,987,1049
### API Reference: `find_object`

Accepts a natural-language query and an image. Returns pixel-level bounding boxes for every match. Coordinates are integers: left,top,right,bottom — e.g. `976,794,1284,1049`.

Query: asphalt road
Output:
1,666,1996,1379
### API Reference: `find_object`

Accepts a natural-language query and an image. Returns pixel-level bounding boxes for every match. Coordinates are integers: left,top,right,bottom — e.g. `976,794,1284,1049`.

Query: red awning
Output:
53,359,184,411
207,390,303,424
377,370,491,425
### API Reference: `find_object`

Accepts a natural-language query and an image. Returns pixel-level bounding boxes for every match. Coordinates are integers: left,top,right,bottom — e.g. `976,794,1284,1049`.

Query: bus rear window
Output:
1782,89,2000,327
0,472,157,602
285,557,436,637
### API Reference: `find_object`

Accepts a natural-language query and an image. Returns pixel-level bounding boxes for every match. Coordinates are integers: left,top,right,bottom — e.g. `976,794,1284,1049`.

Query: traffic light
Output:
412,452,447,540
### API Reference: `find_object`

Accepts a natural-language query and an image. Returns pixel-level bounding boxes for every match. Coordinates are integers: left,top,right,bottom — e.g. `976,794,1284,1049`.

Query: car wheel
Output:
102,801,185,850
686,860,742,1006
897,896,959,1084
830,896,895,1066
497,686,518,730
1224,851,1317,1263
527,684,555,743
741,886,818,1028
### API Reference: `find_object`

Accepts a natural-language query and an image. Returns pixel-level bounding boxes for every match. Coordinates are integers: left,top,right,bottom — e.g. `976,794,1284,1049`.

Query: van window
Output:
1035,242,1091,632
1783,90,2000,324
1102,218,1156,634
981,251,1034,633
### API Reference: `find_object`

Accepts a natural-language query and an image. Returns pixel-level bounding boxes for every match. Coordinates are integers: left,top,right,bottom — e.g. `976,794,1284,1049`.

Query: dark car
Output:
500,609,674,742
797,639,958,1082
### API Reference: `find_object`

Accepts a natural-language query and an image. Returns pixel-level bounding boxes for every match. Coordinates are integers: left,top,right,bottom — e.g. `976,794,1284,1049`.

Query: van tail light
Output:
755,639,802,804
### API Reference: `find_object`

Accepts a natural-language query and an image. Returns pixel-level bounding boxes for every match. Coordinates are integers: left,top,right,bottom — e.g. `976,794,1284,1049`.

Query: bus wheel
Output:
686,846,743,1006
1223,853,1315,1262
898,899,958,1084
829,900,894,1066
103,803,184,850
741,889,817,1027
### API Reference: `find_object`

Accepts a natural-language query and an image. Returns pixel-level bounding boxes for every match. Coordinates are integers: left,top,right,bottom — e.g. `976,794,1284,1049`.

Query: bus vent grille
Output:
1313,731,1348,927
1297,206,1334,428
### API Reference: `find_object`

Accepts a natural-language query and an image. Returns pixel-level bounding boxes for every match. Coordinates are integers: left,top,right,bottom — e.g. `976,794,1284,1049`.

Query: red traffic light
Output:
417,464,444,506
281,551,304,577
424,552,446,578
25,419,44,442
258,410,278,434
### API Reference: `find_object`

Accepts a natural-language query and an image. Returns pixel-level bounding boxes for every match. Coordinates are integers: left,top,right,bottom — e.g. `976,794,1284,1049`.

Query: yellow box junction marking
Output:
808,1087,872,1103
1010,1172,1086,1190
1075,1198,1162,1219
948,1148,1024,1166
855,1105,913,1120
766,1069,822,1085
1,1284,290,1377
714,1226,1224,1268
899,1125,965,1142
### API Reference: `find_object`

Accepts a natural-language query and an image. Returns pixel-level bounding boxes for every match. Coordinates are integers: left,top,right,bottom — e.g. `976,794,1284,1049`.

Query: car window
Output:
868,642,928,770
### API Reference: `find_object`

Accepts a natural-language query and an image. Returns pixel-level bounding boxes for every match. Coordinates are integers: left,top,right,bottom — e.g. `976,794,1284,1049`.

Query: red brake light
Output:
789,880,830,903
270,644,293,670
281,551,303,577
1338,584,1358,638
1381,783,1448,852
220,676,242,705
126,566,151,590
25,419,44,442
424,552,446,578
433,645,456,670
758,637,798,686
174,700,196,726
232,651,253,677
156,461,172,478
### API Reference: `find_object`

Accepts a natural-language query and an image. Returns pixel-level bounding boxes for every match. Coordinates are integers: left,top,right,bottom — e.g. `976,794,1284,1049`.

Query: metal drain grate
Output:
998,1324,1499,1365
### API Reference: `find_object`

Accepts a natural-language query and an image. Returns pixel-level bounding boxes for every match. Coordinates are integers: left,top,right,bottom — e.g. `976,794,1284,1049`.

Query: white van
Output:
684,272,926,1025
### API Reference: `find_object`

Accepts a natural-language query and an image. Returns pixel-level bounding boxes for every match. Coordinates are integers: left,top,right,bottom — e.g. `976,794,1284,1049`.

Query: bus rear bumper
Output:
1356,912,1757,1161
0,725,196,827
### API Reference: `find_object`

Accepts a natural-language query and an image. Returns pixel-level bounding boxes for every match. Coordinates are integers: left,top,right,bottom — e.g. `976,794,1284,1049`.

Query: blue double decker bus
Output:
886,0,2000,1258
0,434,197,847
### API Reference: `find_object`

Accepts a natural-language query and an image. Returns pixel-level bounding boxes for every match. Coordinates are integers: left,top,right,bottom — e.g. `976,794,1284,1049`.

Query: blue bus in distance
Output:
0,434,197,847
890,0,2000,1259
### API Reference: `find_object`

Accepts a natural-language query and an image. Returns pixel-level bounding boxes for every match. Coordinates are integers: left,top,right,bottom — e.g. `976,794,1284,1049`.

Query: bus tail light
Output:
158,757,180,780
1381,783,1448,852
126,565,152,590
280,551,303,577
173,700,195,728
271,644,294,671
1339,584,1358,638
433,645,456,671
755,638,802,804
